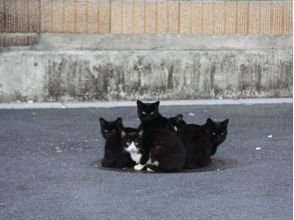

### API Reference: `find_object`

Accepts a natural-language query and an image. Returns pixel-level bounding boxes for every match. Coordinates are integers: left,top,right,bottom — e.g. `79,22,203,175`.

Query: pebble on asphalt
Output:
55,146,62,153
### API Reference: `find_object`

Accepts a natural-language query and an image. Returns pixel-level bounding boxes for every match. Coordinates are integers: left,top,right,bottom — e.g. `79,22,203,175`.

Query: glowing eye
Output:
104,129,108,132
134,142,139,145
142,112,147,115
150,112,154,115
211,132,216,136
112,129,116,132
220,132,225,136
126,142,131,145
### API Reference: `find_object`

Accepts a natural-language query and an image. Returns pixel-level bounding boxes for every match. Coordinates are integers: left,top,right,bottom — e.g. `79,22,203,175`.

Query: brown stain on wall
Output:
210,64,216,91
238,64,251,93
255,64,262,92
167,64,174,89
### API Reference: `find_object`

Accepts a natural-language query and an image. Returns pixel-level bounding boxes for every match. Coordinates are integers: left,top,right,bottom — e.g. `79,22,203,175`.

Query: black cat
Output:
137,100,173,130
121,128,186,172
168,114,187,131
136,100,174,169
206,118,229,156
99,117,136,168
177,118,229,169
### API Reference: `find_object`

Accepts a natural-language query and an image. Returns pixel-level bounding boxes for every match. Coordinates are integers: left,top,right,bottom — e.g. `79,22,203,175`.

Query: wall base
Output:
0,35,292,102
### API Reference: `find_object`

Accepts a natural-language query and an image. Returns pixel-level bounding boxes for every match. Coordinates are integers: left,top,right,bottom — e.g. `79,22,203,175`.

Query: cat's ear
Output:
176,114,183,123
222,119,229,127
115,117,123,129
153,101,160,108
206,118,214,125
204,118,211,134
121,130,127,139
138,129,143,137
137,100,144,109
99,118,107,127
205,118,214,131
115,117,122,122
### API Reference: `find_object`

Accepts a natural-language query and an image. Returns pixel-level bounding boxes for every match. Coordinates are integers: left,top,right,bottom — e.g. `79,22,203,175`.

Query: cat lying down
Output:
99,100,229,172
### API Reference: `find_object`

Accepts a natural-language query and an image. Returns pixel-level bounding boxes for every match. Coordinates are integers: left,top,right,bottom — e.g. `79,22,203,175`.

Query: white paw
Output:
134,164,145,171
147,167,154,172
146,158,151,165
152,161,159,166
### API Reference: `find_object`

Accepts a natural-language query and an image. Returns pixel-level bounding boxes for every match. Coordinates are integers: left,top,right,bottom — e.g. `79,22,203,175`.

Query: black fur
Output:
168,114,187,131
121,128,186,172
206,118,229,156
99,117,136,168
146,129,186,172
177,118,229,169
136,100,174,165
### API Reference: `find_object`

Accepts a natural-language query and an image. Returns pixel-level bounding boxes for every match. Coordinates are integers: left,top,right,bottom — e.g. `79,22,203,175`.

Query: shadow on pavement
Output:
92,158,237,174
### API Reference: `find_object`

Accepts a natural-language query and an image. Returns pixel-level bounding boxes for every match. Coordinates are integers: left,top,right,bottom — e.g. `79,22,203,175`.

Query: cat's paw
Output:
147,167,154,172
134,164,145,171
146,158,152,165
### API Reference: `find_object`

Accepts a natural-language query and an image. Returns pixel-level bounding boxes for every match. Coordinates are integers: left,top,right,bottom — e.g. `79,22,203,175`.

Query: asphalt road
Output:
0,103,292,220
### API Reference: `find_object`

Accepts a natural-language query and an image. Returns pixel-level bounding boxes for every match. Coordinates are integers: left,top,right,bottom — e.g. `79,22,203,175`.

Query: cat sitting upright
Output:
135,100,174,170
207,118,229,156
176,118,229,169
121,128,186,172
99,117,136,168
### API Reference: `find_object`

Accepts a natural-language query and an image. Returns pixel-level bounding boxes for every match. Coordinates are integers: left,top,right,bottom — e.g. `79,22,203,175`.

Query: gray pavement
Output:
0,103,292,220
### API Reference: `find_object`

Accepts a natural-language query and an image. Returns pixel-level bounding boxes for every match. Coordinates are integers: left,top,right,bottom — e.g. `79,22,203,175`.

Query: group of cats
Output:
99,100,229,172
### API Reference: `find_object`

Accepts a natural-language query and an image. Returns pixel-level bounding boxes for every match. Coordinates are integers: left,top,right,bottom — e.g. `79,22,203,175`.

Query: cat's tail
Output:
101,159,115,168
146,164,162,172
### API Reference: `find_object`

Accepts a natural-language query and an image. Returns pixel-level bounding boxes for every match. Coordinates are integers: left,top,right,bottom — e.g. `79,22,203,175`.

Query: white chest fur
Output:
125,142,142,164
130,152,142,164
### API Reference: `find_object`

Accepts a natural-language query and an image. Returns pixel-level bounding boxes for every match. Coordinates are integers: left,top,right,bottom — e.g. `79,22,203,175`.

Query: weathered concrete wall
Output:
0,34,292,102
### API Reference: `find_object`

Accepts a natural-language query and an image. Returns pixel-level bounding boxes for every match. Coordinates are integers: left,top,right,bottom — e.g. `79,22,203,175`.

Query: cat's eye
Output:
104,129,108,132
134,142,139,145
126,142,131,145
150,112,154,115
211,132,216,136
112,129,116,132
142,111,147,115
220,132,225,136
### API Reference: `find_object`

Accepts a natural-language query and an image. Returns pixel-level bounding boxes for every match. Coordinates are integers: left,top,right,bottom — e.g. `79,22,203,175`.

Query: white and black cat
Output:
120,129,144,168
121,128,186,172
136,100,174,169
99,117,136,168
176,118,229,169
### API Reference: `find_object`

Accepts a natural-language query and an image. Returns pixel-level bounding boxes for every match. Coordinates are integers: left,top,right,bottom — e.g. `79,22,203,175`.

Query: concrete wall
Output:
0,34,292,102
